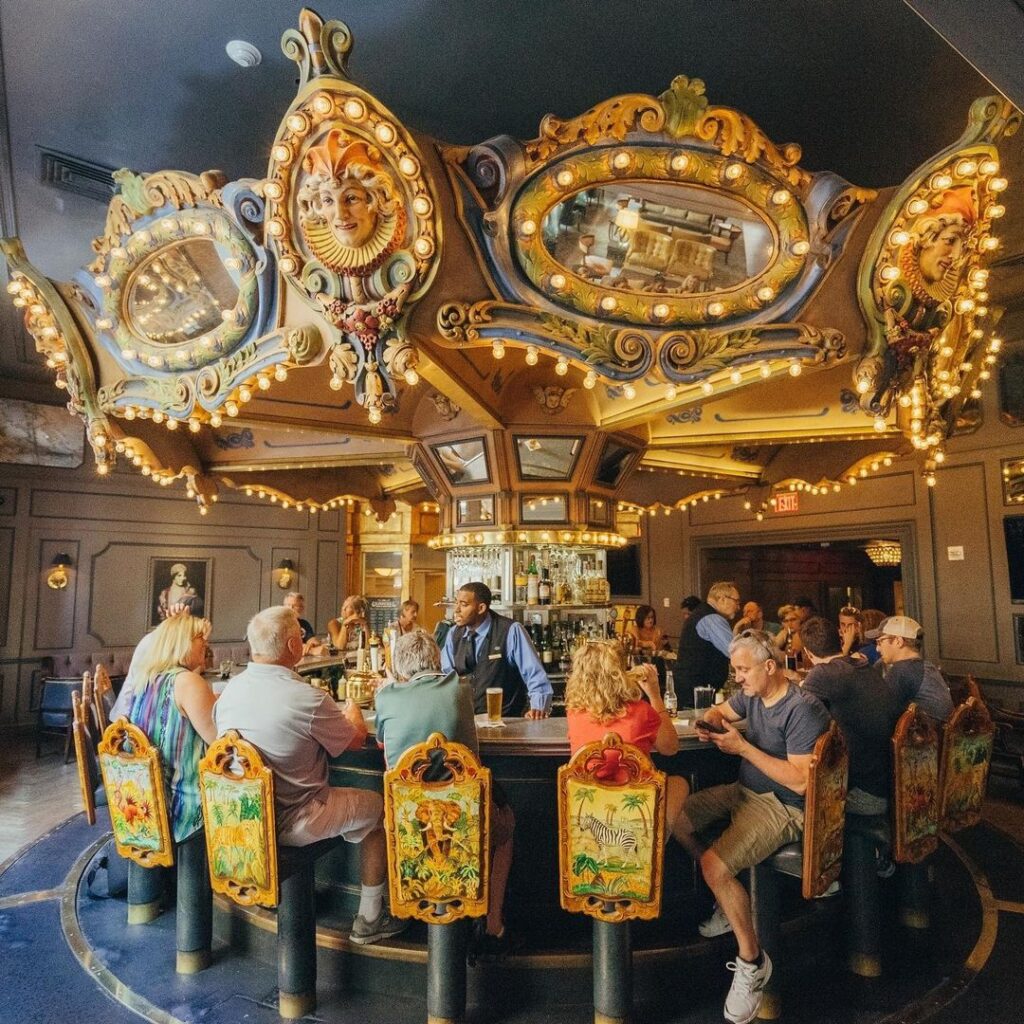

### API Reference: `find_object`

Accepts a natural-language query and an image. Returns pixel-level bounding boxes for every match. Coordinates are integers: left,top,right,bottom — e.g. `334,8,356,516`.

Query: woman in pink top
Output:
565,641,689,835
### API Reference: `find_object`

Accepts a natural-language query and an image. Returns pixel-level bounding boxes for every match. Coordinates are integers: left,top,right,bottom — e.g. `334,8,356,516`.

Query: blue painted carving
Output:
213,428,255,450
667,406,703,424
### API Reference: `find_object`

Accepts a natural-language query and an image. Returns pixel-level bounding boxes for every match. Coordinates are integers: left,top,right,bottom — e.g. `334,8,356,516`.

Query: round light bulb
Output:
701,380,714,395
788,362,802,377
404,368,420,385
525,346,539,366
491,341,505,360
583,371,597,390
622,383,636,400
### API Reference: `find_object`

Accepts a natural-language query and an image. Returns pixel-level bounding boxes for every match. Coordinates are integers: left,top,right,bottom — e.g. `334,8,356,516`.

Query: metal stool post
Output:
593,919,632,1024
843,829,882,977
898,862,930,929
175,830,212,974
427,920,468,1024
277,862,317,1019
749,864,782,1021
126,862,163,924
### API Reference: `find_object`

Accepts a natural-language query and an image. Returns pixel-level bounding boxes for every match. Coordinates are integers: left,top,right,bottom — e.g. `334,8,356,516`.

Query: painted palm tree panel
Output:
567,779,655,900
383,733,491,924
939,698,995,833
202,773,273,895
557,733,666,922
892,704,939,864
197,731,279,908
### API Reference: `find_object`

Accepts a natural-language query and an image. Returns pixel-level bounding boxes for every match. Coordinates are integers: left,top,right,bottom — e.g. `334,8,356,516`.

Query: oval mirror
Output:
126,239,243,346
542,183,774,296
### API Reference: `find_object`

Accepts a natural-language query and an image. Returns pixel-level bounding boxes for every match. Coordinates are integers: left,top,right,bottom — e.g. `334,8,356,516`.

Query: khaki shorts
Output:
279,787,383,847
683,782,803,876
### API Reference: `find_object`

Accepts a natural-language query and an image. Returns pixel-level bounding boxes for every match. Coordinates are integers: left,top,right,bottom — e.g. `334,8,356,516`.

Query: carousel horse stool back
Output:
71,689,102,826
890,704,940,931
383,732,491,1024
92,662,115,733
199,730,341,1019
557,732,666,1024
938,696,995,834
98,718,212,974
749,720,848,1017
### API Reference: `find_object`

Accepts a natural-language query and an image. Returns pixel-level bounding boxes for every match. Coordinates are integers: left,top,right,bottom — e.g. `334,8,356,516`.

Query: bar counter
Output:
324,707,739,941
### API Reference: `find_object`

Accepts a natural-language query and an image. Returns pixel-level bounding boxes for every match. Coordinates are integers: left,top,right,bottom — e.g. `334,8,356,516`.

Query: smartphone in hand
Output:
695,718,727,735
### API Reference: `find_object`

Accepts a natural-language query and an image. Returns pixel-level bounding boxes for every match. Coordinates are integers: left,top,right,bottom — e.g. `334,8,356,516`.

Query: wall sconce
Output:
276,559,295,590
47,553,72,590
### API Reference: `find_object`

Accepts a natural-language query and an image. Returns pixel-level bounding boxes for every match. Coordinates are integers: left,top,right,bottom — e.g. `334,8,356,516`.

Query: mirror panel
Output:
588,495,612,526
542,183,773,296
457,496,495,526
432,438,490,485
515,435,584,481
126,239,243,346
1003,457,1024,505
594,439,637,489
521,493,569,523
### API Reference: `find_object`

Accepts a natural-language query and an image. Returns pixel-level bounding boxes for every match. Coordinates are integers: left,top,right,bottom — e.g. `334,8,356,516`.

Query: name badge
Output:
488,653,501,660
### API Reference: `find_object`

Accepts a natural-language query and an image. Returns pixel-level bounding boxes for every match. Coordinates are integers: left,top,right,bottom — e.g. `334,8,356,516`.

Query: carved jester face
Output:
297,129,406,276
900,187,976,303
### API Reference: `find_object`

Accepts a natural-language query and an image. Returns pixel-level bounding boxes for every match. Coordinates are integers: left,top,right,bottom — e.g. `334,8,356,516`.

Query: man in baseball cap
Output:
868,615,953,722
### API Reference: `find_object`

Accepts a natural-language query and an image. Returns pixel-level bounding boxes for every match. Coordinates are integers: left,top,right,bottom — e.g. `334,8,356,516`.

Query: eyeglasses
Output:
876,635,898,645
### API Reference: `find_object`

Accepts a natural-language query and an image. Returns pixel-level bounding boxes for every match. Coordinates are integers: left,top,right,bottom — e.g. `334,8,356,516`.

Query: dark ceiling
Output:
0,0,1001,283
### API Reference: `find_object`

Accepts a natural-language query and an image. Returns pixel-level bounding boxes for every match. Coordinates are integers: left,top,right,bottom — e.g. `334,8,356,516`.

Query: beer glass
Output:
693,686,715,711
486,687,504,724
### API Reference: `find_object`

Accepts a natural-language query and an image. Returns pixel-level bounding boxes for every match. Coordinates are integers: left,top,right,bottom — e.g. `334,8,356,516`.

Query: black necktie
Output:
458,629,477,674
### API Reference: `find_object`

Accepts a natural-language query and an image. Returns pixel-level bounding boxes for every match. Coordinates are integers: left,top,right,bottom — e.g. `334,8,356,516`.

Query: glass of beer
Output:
485,687,504,725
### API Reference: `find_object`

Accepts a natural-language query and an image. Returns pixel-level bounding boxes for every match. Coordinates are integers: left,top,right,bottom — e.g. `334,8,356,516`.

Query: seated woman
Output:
565,640,688,841
374,630,515,957
627,604,668,655
326,595,369,666
774,603,805,666
127,611,218,843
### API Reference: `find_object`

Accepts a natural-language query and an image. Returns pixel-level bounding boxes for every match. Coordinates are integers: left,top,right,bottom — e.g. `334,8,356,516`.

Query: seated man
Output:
869,615,953,723
283,591,326,656
676,629,830,1024
214,606,405,945
799,617,901,817
375,629,515,957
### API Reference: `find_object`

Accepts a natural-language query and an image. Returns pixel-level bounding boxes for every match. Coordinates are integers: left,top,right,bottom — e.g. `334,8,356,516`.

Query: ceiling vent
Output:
38,147,117,202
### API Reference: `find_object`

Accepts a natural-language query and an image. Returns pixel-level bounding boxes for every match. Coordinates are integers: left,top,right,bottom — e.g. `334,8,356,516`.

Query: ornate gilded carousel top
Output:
1,8,1017,533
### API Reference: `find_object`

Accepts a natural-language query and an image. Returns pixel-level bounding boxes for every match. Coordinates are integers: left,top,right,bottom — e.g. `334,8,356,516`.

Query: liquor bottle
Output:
538,568,552,606
526,556,540,605
663,670,678,718
514,559,528,604
368,631,382,674
541,626,554,667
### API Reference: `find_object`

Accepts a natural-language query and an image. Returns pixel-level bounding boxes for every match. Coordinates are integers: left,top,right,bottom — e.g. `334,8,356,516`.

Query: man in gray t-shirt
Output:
675,629,830,1024
869,615,953,723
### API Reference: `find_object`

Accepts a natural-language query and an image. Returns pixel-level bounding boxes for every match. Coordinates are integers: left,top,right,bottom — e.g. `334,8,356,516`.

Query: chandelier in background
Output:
863,540,902,567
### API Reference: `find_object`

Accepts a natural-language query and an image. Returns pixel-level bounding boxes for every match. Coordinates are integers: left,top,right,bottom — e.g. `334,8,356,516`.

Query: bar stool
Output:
383,731,492,1024
97,718,213,974
750,720,848,1020
557,732,667,1024
199,730,342,1019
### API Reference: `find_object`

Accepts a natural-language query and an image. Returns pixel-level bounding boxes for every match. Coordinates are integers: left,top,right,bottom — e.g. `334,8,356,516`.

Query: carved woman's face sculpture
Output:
315,178,378,250
295,129,407,276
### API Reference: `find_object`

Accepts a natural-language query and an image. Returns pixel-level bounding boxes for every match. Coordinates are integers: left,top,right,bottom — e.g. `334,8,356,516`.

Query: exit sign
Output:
775,492,800,514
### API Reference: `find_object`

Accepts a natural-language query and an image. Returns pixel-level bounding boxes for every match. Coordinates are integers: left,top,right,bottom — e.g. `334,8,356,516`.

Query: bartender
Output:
441,581,552,719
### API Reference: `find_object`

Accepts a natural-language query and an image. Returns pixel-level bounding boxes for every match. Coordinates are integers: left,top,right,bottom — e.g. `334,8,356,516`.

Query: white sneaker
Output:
814,880,841,899
724,950,773,1024
698,902,733,938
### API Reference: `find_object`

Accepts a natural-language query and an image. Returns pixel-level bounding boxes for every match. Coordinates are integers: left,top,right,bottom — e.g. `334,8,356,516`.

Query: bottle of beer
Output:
514,558,528,604
663,670,678,718
526,556,540,605
538,568,552,606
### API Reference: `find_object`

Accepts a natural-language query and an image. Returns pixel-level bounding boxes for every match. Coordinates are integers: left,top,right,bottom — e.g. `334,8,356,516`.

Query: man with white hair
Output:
676,629,830,1024
215,606,405,945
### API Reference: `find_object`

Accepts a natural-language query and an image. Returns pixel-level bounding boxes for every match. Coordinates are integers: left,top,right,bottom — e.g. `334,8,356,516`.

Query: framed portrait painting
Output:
149,557,210,628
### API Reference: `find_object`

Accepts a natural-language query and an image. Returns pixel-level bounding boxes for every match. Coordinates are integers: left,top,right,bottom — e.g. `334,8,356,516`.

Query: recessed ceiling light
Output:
226,40,261,67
